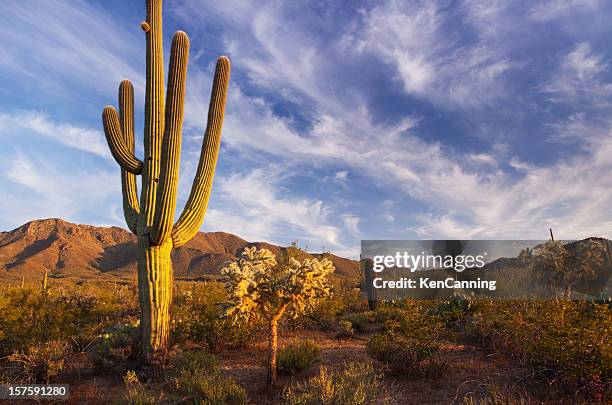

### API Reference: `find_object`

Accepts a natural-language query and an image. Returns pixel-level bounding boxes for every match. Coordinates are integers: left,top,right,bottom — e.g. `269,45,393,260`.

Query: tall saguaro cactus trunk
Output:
101,0,230,368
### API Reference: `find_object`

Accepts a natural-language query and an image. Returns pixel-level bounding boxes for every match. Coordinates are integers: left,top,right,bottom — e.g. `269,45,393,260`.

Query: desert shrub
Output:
282,362,389,405
6,339,70,383
171,349,217,374
340,312,374,333
461,383,529,405
372,299,437,325
293,296,342,331
0,286,136,356
175,373,247,405
458,300,507,348
296,285,366,331
170,349,246,404
335,320,354,340
504,301,611,392
368,304,447,377
171,283,262,351
277,340,320,376
435,299,478,326
117,370,158,405
460,300,612,400
89,323,138,372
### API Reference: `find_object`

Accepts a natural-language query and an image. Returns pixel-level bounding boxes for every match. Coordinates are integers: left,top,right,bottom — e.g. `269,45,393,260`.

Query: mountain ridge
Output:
0,218,359,284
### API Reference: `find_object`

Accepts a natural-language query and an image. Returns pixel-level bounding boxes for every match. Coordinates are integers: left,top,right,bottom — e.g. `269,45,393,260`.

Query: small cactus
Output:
42,269,48,292
222,247,334,386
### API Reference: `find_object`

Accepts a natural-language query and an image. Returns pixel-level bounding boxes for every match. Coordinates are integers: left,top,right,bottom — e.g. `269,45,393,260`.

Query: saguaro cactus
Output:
101,0,230,367
41,269,48,292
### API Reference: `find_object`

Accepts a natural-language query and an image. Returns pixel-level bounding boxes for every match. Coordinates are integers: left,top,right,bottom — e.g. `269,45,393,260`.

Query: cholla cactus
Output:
531,240,603,298
222,246,334,386
101,0,230,367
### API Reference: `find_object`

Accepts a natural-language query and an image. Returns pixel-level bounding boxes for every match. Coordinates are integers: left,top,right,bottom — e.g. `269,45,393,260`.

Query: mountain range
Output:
0,218,359,285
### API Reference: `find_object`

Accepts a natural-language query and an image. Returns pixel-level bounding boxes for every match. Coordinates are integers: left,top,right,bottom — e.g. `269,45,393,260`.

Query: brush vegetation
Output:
0,279,609,402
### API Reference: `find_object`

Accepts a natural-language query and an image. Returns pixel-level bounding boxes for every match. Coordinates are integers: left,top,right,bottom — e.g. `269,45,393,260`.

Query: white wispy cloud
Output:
342,214,360,234
344,1,511,109
0,152,120,229
177,0,612,244
0,111,109,157
529,0,602,22
1,0,612,257
0,0,144,97
334,171,348,181
542,42,612,106
204,167,342,249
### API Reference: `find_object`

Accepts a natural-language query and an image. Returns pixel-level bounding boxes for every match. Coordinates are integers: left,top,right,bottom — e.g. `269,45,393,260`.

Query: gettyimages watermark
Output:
361,240,612,300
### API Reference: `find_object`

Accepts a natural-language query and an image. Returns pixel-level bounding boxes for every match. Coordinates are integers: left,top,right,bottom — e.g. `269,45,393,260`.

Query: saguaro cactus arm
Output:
171,56,230,247
150,32,189,245
102,107,143,174
119,80,140,233
139,0,165,232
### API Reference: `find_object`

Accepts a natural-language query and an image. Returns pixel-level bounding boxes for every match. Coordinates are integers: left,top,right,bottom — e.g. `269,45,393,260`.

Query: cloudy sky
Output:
1,0,612,257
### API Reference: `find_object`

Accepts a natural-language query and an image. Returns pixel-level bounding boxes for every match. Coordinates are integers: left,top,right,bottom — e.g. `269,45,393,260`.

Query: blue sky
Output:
1,0,612,257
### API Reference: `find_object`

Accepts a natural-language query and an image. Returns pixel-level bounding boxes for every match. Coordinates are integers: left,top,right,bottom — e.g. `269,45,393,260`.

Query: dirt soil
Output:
46,328,571,405
214,329,534,404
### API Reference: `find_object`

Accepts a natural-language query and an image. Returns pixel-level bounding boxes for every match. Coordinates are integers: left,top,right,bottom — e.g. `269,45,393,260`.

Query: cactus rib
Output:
172,56,230,247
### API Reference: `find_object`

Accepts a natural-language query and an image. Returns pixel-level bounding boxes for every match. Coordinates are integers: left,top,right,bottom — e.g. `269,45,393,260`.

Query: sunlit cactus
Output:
222,246,334,386
101,0,230,368
41,269,48,292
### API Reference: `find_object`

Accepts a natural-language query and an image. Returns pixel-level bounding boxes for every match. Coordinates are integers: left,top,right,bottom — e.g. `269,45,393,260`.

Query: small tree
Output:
222,246,334,386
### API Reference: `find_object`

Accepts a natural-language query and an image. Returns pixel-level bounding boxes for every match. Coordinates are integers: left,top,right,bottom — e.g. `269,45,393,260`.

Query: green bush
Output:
458,300,506,348
171,283,262,350
6,339,70,383
277,340,320,376
171,349,246,404
0,287,135,356
175,370,246,405
372,299,436,325
335,320,354,340
435,299,477,326
368,304,447,377
282,362,389,405
460,300,612,400
117,370,158,405
89,323,138,372
171,349,217,374
461,383,529,405
340,312,373,333
177,374,247,405
504,301,611,391
294,285,366,331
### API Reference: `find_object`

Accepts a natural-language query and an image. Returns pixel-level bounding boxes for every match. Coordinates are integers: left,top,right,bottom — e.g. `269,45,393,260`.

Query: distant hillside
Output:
0,218,359,284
